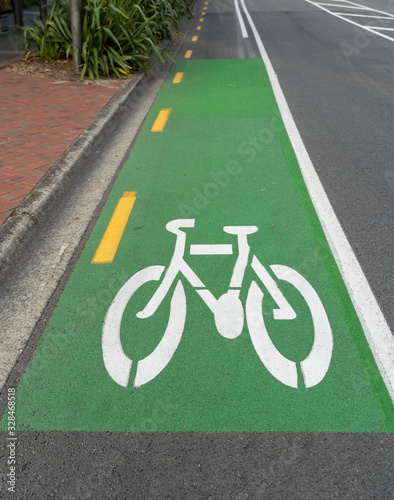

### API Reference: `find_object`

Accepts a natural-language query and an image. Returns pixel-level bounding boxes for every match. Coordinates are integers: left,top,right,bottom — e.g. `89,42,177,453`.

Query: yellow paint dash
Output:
197,26,201,30
202,11,205,15
203,6,207,9
185,50,193,59
173,72,184,83
92,192,137,264
200,17,204,21
192,35,198,42
151,108,171,132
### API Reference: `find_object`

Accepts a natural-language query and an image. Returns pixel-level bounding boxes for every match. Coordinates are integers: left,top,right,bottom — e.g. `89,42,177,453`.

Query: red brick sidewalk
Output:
0,72,121,226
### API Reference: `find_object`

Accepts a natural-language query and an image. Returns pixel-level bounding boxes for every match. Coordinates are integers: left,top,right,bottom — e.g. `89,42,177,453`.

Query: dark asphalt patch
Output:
1,431,393,499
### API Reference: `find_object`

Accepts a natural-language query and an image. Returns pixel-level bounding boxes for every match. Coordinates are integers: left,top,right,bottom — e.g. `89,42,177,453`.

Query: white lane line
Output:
234,0,248,38
340,13,394,18
305,0,394,43
332,0,390,10
371,26,394,30
239,0,394,401
317,3,370,8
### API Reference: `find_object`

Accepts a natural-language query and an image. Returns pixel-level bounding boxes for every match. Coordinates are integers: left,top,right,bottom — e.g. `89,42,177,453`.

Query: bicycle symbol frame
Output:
103,219,333,389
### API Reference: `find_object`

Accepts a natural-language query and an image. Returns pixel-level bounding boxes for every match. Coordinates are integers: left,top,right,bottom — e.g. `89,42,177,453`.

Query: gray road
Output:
1,0,393,498
184,0,394,331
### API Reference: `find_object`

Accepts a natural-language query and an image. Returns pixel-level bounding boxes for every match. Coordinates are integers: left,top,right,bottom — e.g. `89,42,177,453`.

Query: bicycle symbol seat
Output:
103,219,333,389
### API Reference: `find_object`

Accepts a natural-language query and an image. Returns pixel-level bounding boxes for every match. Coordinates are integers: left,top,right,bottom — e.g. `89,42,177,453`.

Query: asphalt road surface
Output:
1,0,393,498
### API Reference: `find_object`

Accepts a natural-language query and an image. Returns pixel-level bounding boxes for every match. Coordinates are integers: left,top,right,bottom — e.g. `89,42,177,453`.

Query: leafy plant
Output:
23,1,72,61
22,0,195,79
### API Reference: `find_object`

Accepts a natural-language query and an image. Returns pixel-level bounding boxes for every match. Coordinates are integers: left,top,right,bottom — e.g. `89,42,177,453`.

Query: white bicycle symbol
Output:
103,219,333,389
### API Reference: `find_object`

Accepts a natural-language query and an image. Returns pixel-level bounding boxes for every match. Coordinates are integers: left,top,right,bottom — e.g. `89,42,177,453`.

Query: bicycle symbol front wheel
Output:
246,265,333,388
102,265,186,388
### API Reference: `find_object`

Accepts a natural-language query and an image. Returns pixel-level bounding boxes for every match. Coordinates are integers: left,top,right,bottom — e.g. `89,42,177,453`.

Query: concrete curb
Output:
0,73,148,278
0,10,193,280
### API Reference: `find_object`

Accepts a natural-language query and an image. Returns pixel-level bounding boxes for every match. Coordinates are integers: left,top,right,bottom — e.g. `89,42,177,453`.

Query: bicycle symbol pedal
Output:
103,219,333,389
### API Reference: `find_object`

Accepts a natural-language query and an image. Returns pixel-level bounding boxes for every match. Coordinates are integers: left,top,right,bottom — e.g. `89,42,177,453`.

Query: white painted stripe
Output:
305,0,394,43
239,0,394,401
317,3,369,8
341,0,391,10
370,26,394,30
340,13,394,18
190,244,233,255
234,0,248,38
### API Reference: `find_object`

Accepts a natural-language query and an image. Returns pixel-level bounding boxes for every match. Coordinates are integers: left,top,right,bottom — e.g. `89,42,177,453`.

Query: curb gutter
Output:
0,23,191,280
0,48,173,279
0,74,143,278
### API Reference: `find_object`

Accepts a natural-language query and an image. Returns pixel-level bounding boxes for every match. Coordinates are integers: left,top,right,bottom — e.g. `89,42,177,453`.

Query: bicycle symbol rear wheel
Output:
102,265,186,388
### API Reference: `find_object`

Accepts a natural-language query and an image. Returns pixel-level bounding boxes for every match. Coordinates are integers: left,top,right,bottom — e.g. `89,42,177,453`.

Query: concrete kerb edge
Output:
0,20,191,280
0,73,146,279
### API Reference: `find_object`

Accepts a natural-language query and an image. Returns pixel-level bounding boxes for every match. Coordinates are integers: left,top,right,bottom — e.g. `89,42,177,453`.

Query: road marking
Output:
197,26,202,30
202,11,205,15
185,50,193,58
189,244,233,255
4,59,393,432
91,192,137,264
203,6,207,9
200,17,204,21
339,13,393,18
317,2,369,8
173,72,184,83
304,0,394,43
106,219,332,388
240,0,394,401
192,36,198,41
234,0,249,38
151,108,172,131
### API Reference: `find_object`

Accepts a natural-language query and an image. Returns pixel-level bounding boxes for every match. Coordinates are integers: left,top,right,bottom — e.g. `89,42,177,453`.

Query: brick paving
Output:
0,72,120,226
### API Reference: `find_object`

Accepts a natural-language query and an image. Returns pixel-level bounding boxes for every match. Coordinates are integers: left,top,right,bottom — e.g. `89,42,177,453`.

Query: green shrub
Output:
22,0,195,79
23,1,72,60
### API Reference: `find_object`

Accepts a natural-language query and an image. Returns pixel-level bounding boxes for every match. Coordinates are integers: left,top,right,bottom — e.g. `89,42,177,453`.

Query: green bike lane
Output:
2,58,393,433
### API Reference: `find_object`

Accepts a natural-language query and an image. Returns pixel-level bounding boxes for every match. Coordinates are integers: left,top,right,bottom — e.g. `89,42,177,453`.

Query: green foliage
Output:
22,0,195,79
23,1,72,61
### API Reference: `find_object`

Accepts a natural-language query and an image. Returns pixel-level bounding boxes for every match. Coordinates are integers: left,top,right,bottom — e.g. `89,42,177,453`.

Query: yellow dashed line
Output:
202,11,205,15
203,6,207,9
185,50,193,58
91,192,137,264
192,36,198,42
197,26,201,30
200,17,204,21
151,108,172,132
173,72,184,83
